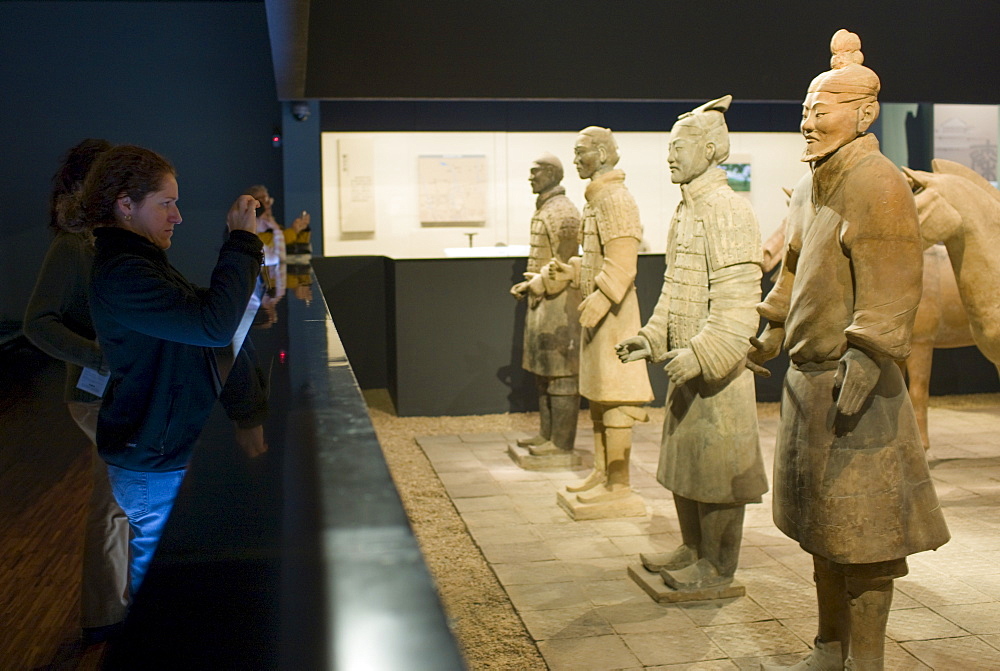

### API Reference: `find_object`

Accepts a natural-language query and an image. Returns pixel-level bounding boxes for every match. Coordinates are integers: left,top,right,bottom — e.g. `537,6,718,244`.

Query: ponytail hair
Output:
48,138,113,233
60,144,175,233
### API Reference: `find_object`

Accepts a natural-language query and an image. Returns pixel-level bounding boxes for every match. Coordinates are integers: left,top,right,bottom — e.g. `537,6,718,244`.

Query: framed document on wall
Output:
418,155,488,226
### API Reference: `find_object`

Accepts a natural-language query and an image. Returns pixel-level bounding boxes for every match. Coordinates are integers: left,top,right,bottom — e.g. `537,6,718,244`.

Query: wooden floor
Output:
0,342,108,670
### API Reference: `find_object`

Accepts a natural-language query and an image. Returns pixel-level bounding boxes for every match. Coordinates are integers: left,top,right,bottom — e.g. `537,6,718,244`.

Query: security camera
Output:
291,101,311,122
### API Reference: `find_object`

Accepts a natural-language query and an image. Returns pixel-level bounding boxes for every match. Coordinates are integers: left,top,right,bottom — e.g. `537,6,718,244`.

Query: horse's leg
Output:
907,342,935,451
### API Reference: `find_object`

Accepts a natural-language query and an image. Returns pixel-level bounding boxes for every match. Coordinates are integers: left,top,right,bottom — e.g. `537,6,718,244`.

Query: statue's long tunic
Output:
759,135,949,564
579,170,653,404
639,169,768,504
522,186,581,377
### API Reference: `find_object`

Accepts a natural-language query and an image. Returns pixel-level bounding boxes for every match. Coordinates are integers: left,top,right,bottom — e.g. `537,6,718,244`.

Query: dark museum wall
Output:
0,0,282,324
305,0,1000,104
318,99,807,134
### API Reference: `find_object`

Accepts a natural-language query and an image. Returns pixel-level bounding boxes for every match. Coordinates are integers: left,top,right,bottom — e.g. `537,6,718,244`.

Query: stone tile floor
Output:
417,398,1000,670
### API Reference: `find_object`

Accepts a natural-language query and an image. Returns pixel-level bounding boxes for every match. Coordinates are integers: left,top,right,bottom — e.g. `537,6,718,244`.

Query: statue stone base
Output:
627,564,745,603
507,444,584,471
556,488,645,520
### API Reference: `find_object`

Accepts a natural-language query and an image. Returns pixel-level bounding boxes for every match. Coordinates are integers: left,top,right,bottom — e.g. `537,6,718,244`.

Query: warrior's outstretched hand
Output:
511,272,544,305
616,336,651,363
547,258,575,283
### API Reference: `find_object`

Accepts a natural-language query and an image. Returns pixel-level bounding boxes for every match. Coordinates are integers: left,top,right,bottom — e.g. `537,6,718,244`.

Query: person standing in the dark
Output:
24,139,129,643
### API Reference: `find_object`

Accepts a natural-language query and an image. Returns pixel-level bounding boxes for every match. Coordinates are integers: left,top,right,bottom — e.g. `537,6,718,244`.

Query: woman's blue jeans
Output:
106,465,186,598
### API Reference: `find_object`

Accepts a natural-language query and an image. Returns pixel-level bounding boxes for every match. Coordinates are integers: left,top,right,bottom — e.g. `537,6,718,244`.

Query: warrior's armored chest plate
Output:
580,212,603,296
527,215,555,274
667,210,710,349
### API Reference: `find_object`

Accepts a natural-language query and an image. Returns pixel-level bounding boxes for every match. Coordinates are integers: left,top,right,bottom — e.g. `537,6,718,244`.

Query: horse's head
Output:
902,166,963,249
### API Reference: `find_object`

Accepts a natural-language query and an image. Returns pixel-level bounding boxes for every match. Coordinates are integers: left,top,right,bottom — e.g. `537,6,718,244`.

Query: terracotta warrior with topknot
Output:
547,127,653,506
748,30,949,671
511,154,582,455
617,96,768,592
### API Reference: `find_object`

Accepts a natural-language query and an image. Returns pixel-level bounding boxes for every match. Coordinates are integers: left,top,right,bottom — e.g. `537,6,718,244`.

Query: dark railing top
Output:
283,282,465,670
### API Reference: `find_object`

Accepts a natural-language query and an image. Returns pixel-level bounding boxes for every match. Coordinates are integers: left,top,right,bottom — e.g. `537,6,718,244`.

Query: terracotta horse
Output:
903,244,975,450
903,161,1000,441
762,159,1000,450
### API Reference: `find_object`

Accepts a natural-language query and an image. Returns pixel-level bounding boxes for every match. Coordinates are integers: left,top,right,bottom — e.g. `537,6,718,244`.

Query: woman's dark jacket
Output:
89,226,267,472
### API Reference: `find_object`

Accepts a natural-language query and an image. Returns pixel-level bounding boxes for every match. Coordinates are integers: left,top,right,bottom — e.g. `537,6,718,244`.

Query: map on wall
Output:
418,155,488,225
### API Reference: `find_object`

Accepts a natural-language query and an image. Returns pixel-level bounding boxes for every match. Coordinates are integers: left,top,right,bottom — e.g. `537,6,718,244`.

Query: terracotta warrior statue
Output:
748,30,950,671
511,154,582,455
616,96,768,591
547,127,653,504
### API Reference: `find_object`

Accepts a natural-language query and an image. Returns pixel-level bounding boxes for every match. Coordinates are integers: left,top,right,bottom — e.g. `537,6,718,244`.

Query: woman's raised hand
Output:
227,195,260,233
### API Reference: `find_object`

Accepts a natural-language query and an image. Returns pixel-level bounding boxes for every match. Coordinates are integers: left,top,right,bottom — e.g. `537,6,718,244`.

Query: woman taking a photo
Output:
64,144,268,597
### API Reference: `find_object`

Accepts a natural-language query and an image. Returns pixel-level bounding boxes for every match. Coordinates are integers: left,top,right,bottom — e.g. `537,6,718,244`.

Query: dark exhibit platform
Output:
313,255,1000,417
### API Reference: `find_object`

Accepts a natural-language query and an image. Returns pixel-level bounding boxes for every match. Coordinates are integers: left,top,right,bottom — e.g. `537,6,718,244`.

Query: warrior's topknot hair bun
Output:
808,28,879,97
830,29,864,69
